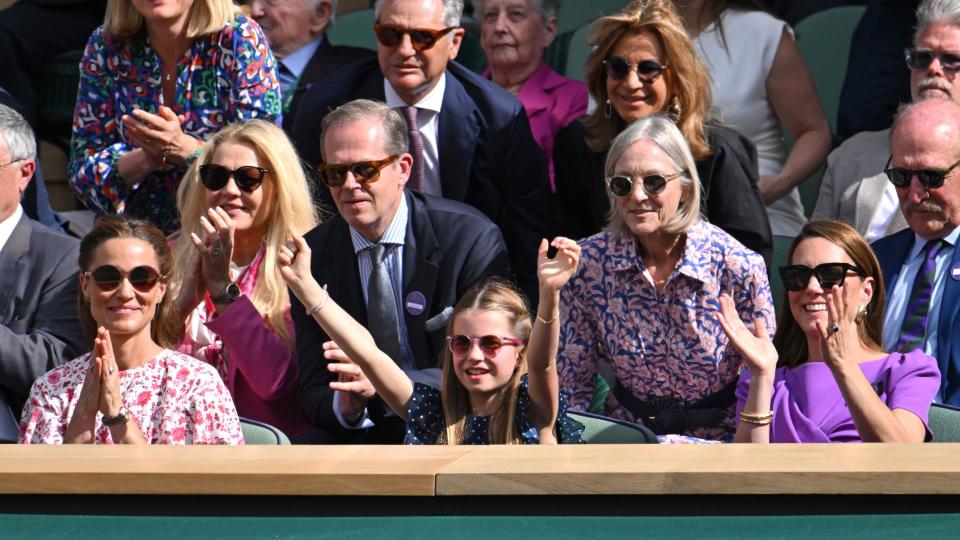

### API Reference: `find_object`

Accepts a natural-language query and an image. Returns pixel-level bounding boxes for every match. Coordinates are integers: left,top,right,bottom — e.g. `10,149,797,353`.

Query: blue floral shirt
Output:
68,15,281,233
557,220,775,439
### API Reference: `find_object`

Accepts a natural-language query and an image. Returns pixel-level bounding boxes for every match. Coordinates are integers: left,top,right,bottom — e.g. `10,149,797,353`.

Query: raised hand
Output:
93,327,124,418
716,293,779,376
537,237,581,293
325,340,377,423
190,207,235,295
278,236,318,293
815,286,855,371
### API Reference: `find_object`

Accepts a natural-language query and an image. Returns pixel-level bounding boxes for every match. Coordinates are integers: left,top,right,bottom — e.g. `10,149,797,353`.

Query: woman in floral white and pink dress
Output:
19,217,243,444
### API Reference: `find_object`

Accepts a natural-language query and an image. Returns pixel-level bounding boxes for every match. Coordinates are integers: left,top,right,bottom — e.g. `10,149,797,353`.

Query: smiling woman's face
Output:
605,30,670,123
612,138,685,238
203,141,274,242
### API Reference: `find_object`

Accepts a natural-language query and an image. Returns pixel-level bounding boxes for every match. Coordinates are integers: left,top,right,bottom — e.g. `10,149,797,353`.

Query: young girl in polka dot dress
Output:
280,236,583,444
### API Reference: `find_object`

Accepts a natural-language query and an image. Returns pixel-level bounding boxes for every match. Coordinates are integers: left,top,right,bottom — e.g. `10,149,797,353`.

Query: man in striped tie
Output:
874,98,960,405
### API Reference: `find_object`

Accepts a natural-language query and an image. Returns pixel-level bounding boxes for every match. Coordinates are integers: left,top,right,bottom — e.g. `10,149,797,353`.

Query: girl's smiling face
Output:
449,308,524,412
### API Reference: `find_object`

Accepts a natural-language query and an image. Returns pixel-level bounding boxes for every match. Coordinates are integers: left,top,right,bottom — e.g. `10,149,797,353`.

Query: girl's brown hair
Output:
440,279,532,445
773,219,886,368
78,217,182,349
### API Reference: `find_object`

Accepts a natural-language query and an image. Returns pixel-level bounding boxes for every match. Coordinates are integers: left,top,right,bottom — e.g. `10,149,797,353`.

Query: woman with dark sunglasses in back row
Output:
552,0,771,263
170,120,318,442
718,220,940,443
19,218,243,444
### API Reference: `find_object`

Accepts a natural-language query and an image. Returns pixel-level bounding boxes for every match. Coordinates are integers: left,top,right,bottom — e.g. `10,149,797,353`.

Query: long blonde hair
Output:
440,280,532,445
103,0,241,40
174,120,318,347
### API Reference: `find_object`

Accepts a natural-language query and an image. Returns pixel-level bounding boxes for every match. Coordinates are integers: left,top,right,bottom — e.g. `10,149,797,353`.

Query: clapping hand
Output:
190,207,235,296
121,106,195,166
716,293,779,376
815,286,855,371
325,341,377,423
94,327,124,418
537,237,581,293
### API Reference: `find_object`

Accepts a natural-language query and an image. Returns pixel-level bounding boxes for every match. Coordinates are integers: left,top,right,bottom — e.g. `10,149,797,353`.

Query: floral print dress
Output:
68,15,281,233
19,349,244,444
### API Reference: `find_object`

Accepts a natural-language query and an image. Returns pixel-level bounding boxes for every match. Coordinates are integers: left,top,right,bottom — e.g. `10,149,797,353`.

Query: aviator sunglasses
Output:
447,335,524,357
778,263,867,292
198,164,269,193
605,170,686,197
83,265,164,293
373,23,459,51
883,155,960,190
905,48,960,74
315,155,399,187
604,56,668,83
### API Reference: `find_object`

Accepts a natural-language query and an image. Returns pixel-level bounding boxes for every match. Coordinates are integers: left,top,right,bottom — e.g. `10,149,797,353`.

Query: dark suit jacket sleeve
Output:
0,230,84,407
290,274,341,434
699,126,772,264
455,215,512,296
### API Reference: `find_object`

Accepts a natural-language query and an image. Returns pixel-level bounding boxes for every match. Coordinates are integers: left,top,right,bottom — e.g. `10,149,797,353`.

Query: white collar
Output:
280,37,323,78
384,71,446,113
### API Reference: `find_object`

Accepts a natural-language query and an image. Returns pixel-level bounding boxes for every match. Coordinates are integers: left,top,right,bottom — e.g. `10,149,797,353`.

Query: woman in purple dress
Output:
718,219,940,443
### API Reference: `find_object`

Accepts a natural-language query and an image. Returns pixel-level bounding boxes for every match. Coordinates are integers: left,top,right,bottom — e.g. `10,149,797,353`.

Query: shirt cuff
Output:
332,390,374,429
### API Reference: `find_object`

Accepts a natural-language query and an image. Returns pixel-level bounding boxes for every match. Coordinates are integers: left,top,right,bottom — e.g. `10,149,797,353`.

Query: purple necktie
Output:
401,106,425,191
895,239,946,353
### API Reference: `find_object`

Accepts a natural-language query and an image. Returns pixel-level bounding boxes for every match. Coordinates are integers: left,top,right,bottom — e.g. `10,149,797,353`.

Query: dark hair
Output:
772,220,886,368
77,217,181,348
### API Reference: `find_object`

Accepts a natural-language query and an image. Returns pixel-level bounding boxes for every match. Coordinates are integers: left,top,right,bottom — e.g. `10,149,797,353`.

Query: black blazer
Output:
292,190,511,443
553,119,773,264
291,57,557,302
282,37,374,133
0,215,85,440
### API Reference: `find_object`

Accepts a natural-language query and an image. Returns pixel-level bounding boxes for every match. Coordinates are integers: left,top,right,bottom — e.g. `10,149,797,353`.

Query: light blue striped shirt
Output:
883,227,960,384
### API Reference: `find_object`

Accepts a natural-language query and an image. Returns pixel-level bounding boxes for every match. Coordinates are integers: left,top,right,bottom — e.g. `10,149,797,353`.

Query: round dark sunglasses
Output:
778,263,867,292
605,170,685,197
373,23,459,51
883,155,960,190
198,164,270,193
905,48,960,74
315,155,399,188
83,265,163,293
446,335,524,357
604,56,667,83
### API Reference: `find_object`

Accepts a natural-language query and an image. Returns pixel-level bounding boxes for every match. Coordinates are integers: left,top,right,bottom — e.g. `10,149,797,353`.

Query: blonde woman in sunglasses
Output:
717,219,940,443
171,120,318,442
19,217,243,444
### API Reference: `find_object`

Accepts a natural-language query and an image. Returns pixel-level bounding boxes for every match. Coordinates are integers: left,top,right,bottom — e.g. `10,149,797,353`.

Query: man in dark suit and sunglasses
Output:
873,98,960,406
0,104,85,442
292,99,510,443
291,0,556,304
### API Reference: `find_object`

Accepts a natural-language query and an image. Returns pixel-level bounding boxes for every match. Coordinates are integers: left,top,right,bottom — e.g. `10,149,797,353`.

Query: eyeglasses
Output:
883,155,960,189
0,157,23,170
83,265,164,293
604,56,668,83
446,335,524,357
605,170,685,197
373,23,459,51
779,263,867,292
198,164,270,193
315,155,399,187
905,48,960,74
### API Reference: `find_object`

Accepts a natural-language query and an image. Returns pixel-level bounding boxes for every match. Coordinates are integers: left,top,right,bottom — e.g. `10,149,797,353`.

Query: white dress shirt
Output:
384,73,446,196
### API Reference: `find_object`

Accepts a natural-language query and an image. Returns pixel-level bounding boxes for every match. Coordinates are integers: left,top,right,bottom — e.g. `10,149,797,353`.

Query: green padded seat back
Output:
240,418,291,445
929,403,960,442
327,9,377,52
568,411,658,444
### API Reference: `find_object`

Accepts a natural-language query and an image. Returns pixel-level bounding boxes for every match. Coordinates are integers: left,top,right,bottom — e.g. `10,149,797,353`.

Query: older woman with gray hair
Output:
557,114,775,442
479,0,588,186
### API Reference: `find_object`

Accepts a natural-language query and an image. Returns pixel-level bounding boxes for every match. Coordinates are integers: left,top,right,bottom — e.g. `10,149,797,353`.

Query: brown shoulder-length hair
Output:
440,279,532,445
582,0,712,158
77,217,182,349
773,219,886,368
103,0,240,40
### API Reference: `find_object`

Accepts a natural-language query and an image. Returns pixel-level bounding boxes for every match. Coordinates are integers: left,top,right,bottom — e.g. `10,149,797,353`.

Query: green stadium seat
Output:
240,417,291,445
327,9,377,52
568,411,658,444
557,0,630,35
928,403,960,442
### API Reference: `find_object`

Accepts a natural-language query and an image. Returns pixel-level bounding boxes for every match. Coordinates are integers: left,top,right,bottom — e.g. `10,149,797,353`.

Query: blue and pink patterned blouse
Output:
558,220,775,440
68,15,281,233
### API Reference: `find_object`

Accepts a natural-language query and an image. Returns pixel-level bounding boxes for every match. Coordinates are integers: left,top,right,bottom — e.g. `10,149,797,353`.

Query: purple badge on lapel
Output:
405,291,426,315
951,262,960,281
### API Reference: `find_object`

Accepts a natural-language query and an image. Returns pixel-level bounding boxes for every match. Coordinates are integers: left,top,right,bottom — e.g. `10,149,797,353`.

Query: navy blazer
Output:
873,228,960,404
292,190,511,443
0,214,85,441
291,58,556,302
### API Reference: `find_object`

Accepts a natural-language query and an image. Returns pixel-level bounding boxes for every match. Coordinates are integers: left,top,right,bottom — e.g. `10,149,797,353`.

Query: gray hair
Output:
374,0,464,27
477,0,558,22
890,97,960,144
604,114,702,239
915,0,960,42
320,99,409,160
0,104,36,163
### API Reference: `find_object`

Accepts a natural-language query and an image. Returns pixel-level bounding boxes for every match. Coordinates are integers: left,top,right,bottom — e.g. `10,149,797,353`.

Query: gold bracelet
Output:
536,314,557,325
305,284,329,317
738,410,774,425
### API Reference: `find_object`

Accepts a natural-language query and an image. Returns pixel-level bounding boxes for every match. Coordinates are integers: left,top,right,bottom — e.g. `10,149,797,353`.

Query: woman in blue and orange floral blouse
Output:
557,114,775,442
69,0,281,234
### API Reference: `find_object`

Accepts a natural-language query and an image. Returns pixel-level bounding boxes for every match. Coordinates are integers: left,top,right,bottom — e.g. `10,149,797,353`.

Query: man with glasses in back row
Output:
291,0,556,304
813,0,960,241
292,99,510,443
